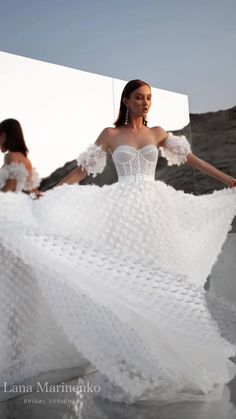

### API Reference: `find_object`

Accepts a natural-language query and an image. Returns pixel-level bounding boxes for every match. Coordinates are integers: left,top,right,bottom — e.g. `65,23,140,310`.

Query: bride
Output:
0,118,40,193
0,80,236,405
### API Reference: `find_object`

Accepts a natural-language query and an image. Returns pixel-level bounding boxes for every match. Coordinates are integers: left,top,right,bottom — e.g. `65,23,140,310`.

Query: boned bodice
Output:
111,144,158,184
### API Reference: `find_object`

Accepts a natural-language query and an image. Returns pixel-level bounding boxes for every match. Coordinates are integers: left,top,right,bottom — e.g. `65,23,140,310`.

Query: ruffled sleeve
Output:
24,168,41,191
0,163,28,192
159,132,192,166
0,167,9,190
76,143,107,178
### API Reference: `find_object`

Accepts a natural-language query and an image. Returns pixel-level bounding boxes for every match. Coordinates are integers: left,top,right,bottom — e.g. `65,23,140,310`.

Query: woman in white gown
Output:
0,118,40,194
0,80,236,405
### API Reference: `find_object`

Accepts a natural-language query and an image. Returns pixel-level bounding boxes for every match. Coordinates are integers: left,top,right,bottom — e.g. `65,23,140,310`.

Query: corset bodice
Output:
111,144,158,184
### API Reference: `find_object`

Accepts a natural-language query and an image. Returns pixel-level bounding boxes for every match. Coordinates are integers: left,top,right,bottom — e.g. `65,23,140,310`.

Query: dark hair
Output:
0,118,29,156
114,79,151,128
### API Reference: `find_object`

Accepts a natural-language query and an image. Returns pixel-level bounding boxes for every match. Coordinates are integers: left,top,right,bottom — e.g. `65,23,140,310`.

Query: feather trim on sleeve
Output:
0,163,28,192
159,132,192,166
24,168,41,191
76,143,107,178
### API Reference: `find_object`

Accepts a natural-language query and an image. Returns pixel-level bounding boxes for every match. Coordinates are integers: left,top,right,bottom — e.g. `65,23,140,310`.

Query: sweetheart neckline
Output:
110,144,158,156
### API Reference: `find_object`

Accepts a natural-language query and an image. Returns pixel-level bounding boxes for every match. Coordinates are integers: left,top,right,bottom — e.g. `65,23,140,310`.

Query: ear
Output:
122,97,129,107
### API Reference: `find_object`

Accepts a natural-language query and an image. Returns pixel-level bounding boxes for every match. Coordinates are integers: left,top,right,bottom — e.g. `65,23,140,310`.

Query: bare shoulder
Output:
95,127,116,151
5,152,32,171
151,126,169,146
4,151,22,164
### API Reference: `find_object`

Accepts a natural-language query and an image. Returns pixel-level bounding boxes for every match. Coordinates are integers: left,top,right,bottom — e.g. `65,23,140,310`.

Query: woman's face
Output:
0,132,6,152
123,85,152,119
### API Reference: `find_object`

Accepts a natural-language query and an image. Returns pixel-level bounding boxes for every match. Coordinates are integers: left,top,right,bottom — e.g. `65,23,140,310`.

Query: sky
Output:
0,0,235,113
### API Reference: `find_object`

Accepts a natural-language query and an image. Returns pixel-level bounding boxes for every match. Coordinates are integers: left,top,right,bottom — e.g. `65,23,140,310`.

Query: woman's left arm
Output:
186,153,236,188
155,127,236,189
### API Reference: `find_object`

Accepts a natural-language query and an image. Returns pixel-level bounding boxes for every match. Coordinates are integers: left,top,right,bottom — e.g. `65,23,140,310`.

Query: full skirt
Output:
0,179,236,403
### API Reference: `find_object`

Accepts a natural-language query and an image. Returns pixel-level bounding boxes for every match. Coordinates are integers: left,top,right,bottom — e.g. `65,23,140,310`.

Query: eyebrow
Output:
135,93,152,96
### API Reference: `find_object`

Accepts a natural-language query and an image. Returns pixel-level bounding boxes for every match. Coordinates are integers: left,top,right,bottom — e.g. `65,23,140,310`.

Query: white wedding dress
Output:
0,134,236,404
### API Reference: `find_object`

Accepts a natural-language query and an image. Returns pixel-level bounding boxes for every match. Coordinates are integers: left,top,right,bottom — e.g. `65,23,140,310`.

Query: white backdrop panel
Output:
0,51,189,177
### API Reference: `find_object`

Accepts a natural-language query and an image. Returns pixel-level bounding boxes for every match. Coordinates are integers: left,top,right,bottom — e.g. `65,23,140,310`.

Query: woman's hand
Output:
29,189,44,199
186,154,236,188
226,176,236,188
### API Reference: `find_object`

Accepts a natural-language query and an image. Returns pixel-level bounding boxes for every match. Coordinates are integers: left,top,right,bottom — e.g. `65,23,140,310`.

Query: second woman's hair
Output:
114,79,151,128
0,118,29,156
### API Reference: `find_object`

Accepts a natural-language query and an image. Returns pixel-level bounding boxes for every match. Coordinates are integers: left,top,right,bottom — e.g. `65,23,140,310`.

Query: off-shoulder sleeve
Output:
24,168,41,191
76,143,107,178
0,166,8,189
0,163,28,192
159,132,192,166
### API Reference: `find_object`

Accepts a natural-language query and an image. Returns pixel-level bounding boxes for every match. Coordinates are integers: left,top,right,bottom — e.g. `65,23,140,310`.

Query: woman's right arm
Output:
56,166,88,186
55,128,111,187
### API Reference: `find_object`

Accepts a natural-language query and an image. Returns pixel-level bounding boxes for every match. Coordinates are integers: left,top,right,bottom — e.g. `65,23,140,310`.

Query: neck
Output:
126,116,145,130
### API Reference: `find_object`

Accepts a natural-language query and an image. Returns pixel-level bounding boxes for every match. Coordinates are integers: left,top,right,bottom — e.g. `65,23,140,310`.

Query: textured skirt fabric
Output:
0,180,236,403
